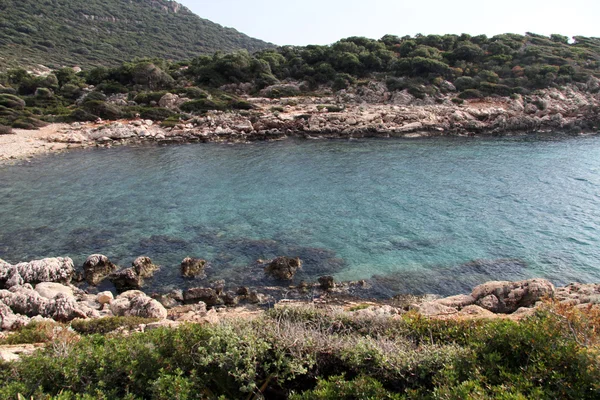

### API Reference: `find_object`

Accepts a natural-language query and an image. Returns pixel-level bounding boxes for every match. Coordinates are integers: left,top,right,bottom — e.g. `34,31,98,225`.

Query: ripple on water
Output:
1,135,600,295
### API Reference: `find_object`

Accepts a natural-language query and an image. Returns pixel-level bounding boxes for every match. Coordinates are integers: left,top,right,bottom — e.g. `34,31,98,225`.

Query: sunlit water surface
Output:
1,134,600,296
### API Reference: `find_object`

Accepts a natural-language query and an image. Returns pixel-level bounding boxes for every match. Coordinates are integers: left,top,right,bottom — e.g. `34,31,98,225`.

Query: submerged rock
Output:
180,257,207,278
83,254,118,286
264,257,302,280
0,258,75,289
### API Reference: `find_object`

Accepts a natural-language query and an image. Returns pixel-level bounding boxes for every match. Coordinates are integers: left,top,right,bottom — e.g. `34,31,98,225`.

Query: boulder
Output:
110,291,167,319
96,291,114,305
471,279,555,313
132,256,159,278
0,287,48,316
83,254,118,285
264,257,302,280
410,301,458,317
158,93,180,109
43,293,90,322
318,276,335,290
435,294,475,309
180,257,207,278
0,258,75,289
183,287,222,307
109,268,143,292
34,282,75,300
0,302,29,331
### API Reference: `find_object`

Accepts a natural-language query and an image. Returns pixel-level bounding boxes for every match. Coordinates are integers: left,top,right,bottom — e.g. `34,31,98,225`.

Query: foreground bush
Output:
0,303,598,399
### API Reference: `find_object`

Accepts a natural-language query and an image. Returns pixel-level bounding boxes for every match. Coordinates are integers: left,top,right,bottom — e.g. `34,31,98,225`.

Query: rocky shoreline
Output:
1,82,599,164
0,254,598,333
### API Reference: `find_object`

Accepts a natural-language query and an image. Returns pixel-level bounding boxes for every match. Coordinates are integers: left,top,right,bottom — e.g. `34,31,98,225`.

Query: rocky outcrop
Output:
110,290,167,319
0,258,75,289
180,257,207,278
264,257,302,280
471,279,555,314
183,287,222,307
108,256,158,292
83,254,118,285
318,276,335,290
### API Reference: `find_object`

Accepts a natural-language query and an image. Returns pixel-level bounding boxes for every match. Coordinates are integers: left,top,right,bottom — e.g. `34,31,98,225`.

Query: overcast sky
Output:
179,0,599,46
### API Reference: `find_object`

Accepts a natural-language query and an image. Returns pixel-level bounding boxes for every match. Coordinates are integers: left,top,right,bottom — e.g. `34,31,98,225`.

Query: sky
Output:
179,0,600,46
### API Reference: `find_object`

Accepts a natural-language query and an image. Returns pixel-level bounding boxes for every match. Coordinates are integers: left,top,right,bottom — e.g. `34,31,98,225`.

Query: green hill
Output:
0,0,274,69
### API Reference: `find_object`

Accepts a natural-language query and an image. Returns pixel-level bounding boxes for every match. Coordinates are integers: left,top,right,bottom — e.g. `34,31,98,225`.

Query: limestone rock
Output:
0,302,29,331
184,287,222,307
158,93,180,109
110,291,167,319
264,257,302,280
35,282,75,300
83,254,118,285
410,301,458,317
0,258,75,289
435,294,475,309
132,256,159,278
97,291,114,305
471,279,555,313
180,257,207,278
109,268,143,292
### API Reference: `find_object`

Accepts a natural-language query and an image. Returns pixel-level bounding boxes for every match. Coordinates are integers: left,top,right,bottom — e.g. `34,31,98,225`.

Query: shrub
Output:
68,108,97,122
0,93,26,109
177,86,208,99
71,317,158,335
81,91,107,103
0,124,13,134
0,321,61,344
458,89,484,99
12,117,47,129
96,81,128,95
180,98,225,113
291,375,402,399
82,100,122,120
139,107,177,121
34,87,54,99
134,91,169,105
453,76,478,91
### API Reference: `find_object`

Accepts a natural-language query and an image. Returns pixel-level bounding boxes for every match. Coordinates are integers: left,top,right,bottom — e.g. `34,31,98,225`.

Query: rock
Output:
96,291,114,305
34,282,75,300
132,256,159,278
110,291,167,319
83,254,118,285
222,292,239,306
0,258,75,289
435,294,475,309
318,276,335,290
109,268,143,292
0,302,29,331
183,287,222,307
410,301,458,317
0,287,48,316
264,257,302,280
237,286,249,296
167,303,208,322
247,291,264,304
471,279,555,314
457,305,496,318
158,93,180,109
180,257,207,278
44,293,89,322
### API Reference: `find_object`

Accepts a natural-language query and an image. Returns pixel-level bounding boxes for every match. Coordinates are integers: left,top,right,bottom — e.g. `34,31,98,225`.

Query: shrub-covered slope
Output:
0,0,273,69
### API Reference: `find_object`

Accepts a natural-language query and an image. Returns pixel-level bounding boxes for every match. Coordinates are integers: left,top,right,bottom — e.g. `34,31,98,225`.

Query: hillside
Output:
0,0,273,69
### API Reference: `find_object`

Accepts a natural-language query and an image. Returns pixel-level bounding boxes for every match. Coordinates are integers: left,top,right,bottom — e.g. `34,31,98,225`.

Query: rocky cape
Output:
0,255,598,333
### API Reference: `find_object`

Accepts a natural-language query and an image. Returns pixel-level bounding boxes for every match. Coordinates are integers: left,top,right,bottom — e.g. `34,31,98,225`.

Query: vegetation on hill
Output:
0,301,598,398
0,0,273,69
0,33,599,131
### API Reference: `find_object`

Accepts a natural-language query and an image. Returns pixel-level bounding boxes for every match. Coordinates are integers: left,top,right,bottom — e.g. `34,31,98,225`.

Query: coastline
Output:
1,84,599,164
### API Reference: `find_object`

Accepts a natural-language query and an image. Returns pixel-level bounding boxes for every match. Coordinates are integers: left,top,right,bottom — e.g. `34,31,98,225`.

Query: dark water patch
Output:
370,258,530,297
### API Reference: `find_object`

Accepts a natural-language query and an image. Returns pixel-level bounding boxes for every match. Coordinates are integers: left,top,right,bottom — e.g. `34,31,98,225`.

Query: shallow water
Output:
1,134,600,296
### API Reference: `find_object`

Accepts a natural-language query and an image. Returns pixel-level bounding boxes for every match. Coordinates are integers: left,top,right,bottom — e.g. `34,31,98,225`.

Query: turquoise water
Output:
1,135,600,296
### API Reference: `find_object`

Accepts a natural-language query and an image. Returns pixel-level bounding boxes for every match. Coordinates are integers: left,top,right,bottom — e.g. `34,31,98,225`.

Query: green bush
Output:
139,107,177,121
458,89,484,99
180,98,225,113
291,375,402,399
134,91,169,105
0,93,26,109
81,91,107,103
71,317,158,335
0,124,13,134
82,100,122,120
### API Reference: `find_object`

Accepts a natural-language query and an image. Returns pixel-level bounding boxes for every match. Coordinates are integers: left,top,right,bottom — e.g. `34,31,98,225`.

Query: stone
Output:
183,287,222,307
97,291,114,305
435,294,475,309
158,93,180,109
132,256,159,278
83,254,118,285
471,279,555,313
237,286,249,296
167,303,208,321
34,282,75,300
410,301,458,317
318,276,335,290
180,257,207,278
0,258,75,289
222,292,239,306
0,302,29,331
109,268,143,292
457,305,496,318
110,291,167,319
264,257,302,280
